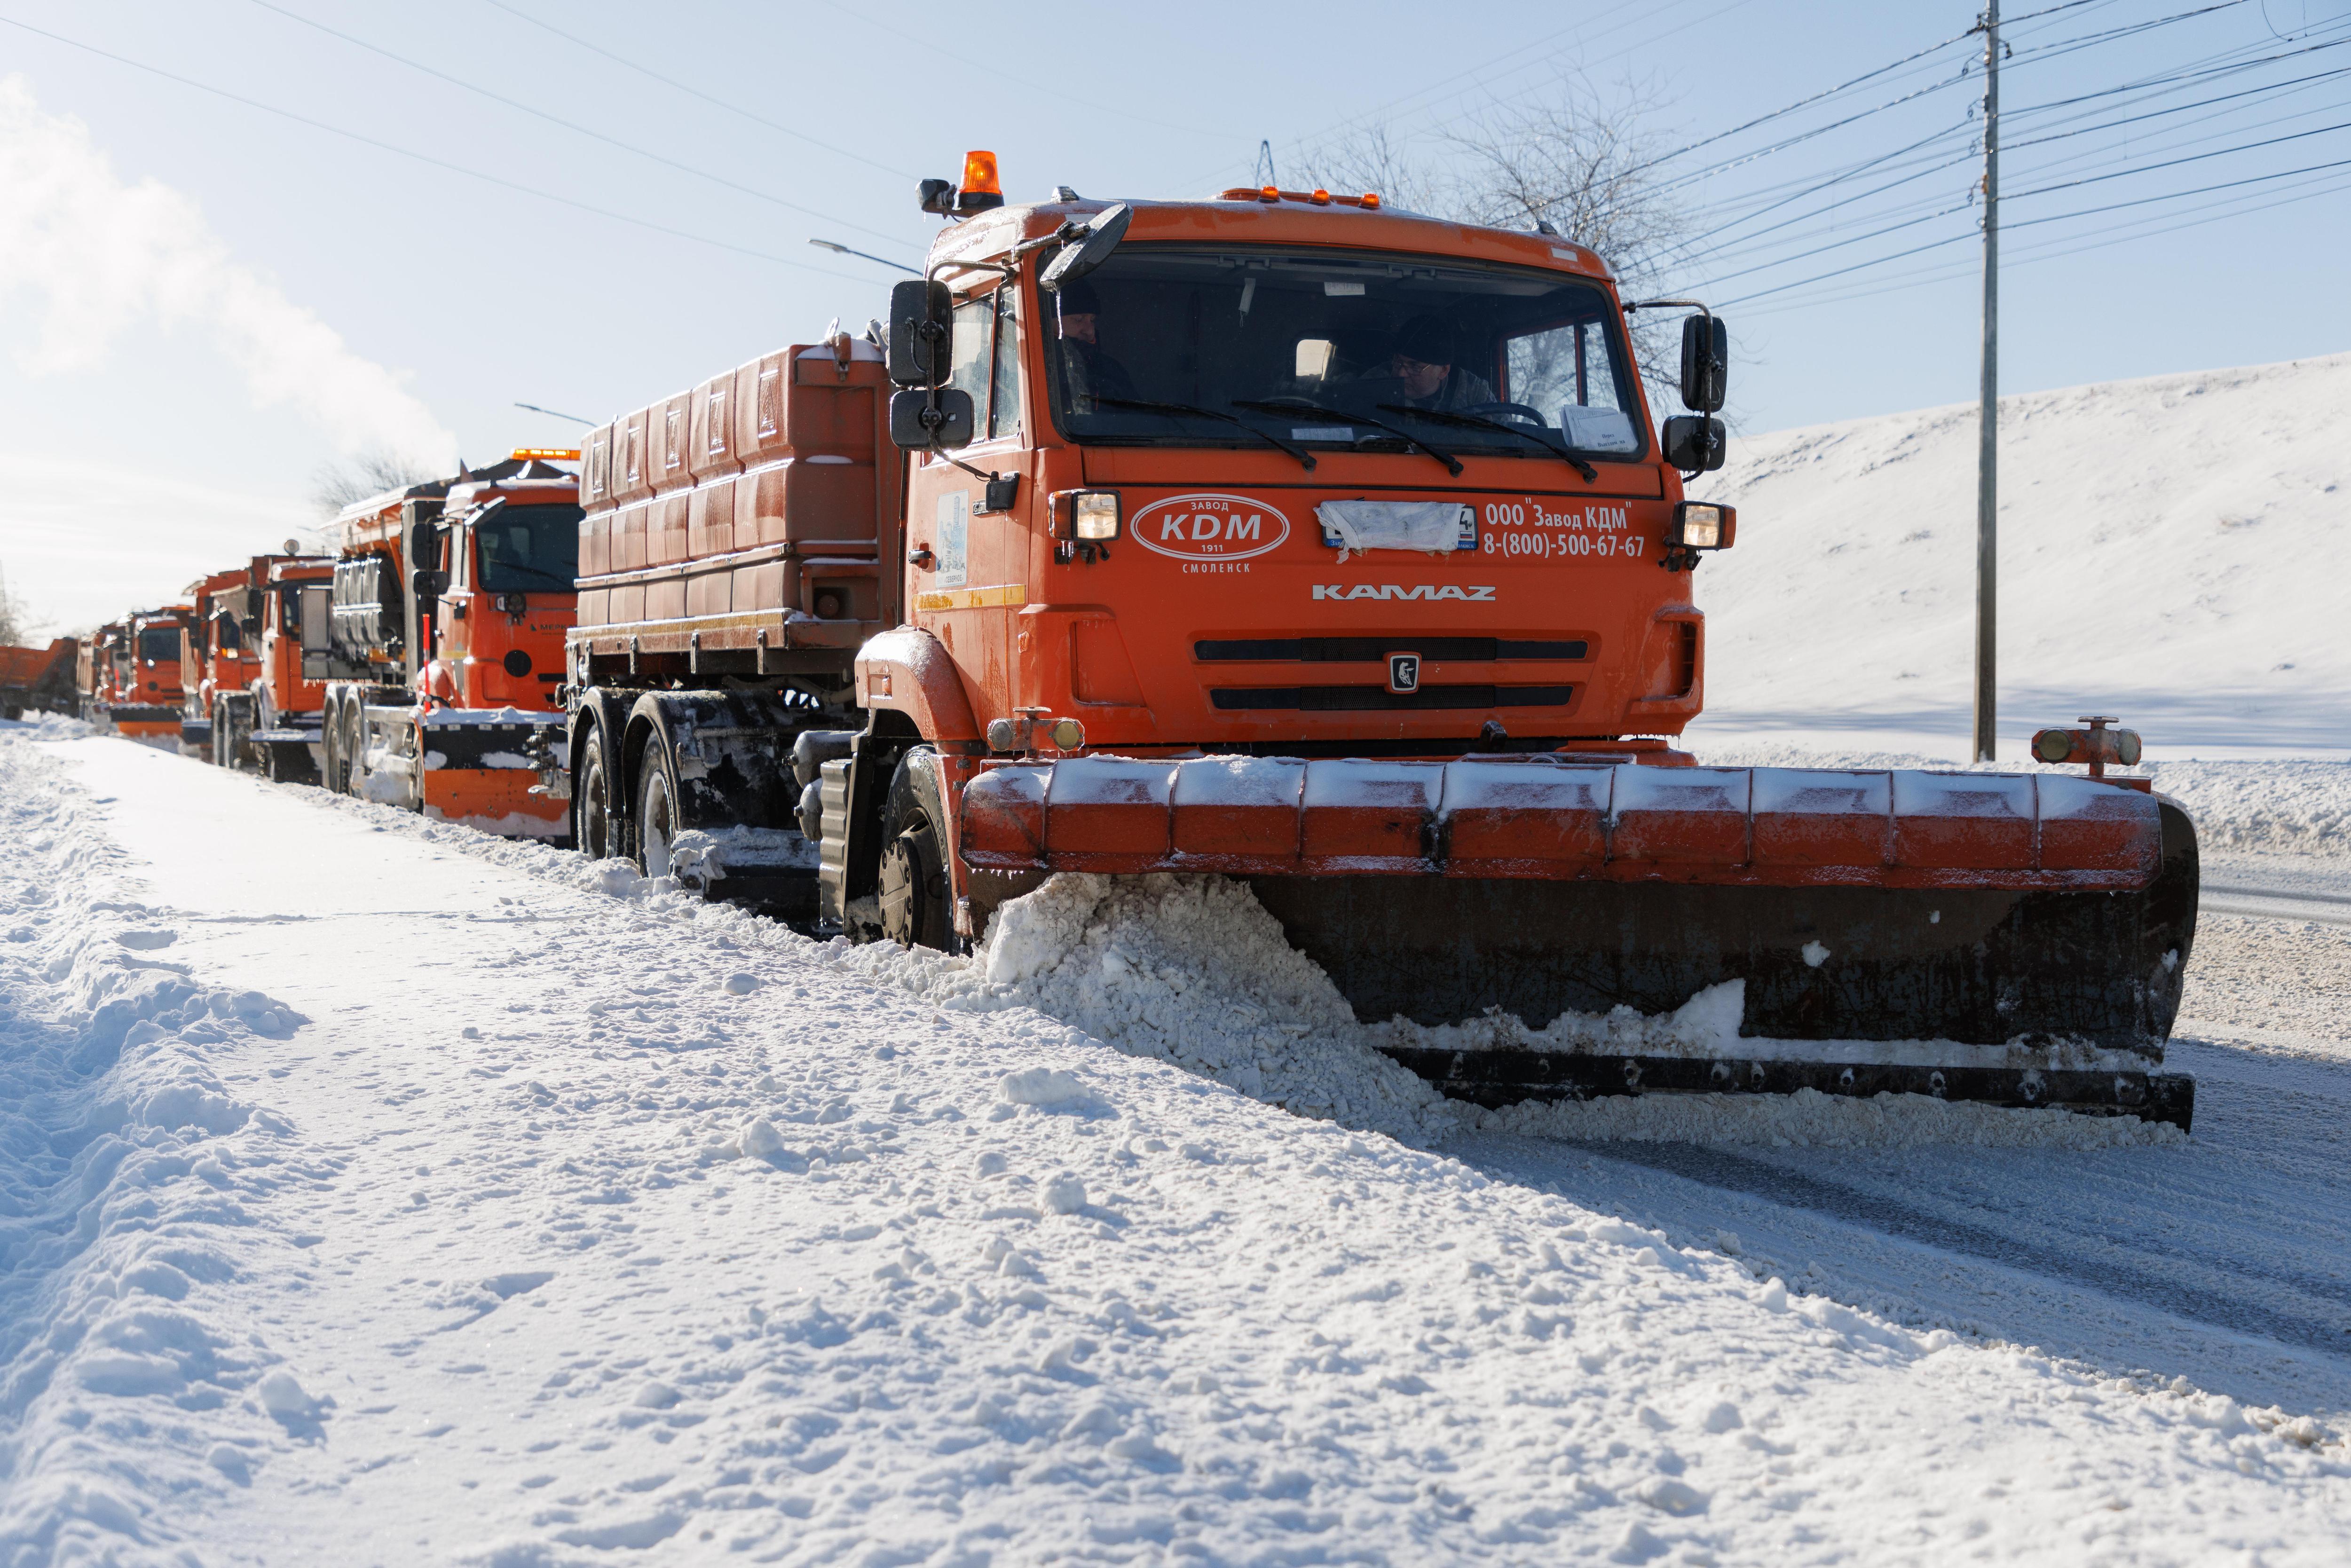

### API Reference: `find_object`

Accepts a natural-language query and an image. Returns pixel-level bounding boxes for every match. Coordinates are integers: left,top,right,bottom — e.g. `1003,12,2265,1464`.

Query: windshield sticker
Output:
1133,493,1291,562
935,492,969,588
1475,499,1643,561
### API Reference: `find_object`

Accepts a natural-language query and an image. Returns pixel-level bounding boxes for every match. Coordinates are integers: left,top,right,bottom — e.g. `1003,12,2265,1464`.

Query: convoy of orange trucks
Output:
57,153,2202,1129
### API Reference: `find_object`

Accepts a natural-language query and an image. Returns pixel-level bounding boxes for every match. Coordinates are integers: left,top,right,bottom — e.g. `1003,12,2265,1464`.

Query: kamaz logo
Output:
1311,583,1496,601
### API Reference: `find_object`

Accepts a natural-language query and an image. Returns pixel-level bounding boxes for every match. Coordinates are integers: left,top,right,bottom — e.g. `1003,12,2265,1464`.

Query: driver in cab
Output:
1361,315,1493,412
1051,279,1137,408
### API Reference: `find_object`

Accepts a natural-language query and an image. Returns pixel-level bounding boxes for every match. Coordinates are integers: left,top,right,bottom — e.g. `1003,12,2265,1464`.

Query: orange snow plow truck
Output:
320,454,576,838
556,158,2200,1129
88,607,190,745
179,566,263,760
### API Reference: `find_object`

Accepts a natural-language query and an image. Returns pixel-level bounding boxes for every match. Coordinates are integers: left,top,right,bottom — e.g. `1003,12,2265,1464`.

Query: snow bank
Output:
12,733,2342,1564
835,873,2180,1150
1694,352,2351,754
0,712,88,742
0,736,315,1560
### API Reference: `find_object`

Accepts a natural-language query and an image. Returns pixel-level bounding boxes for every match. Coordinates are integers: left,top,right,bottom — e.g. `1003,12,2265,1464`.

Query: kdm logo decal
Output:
1133,494,1291,561
1312,583,1496,601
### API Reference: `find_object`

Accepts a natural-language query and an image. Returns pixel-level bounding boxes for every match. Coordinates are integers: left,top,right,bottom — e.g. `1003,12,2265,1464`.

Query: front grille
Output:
1210,685,1575,712
1197,636,1587,663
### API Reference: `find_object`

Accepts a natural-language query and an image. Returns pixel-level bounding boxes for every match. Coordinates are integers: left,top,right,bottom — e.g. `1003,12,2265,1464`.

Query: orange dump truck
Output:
557,158,2200,1127
180,567,263,760
321,454,578,837
0,637,79,720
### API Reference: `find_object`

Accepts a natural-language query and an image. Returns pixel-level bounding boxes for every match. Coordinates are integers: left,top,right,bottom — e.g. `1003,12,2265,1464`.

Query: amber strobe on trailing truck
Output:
320,455,577,837
562,156,2201,1129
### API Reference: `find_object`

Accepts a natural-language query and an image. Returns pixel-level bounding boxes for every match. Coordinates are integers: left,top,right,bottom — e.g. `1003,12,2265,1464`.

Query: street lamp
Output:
809,237,920,275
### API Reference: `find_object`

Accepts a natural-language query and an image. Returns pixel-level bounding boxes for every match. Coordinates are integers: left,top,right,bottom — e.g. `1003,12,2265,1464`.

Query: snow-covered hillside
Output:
1689,352,2351,758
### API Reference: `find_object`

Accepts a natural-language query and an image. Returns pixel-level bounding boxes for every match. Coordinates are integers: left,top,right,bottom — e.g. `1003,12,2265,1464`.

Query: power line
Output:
246,0,915,252
2005,111,2351,197
0,15,880,287
475,0,916,182
1718,144,2351,308
1736,158,2351,318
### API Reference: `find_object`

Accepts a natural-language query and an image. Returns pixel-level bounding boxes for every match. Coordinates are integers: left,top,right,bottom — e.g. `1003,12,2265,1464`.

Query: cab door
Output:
903,277,1034,732
435,521,473,700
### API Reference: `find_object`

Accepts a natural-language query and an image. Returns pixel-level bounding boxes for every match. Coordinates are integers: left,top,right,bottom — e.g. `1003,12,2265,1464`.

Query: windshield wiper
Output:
1230,398,1462,477
1376,405,1600,483
1094,397,1316,471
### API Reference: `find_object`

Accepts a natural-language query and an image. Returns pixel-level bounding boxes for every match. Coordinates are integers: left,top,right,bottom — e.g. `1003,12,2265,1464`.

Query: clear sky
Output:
2,0,2345,634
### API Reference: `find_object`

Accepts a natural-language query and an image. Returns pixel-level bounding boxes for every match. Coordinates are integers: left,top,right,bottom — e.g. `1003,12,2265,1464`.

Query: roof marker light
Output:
1310,188,1331,205
1360,192,1381,210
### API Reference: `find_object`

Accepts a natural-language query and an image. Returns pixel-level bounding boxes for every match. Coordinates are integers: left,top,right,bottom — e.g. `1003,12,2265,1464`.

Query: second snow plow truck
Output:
323,454,577,838
557,157,2199,1129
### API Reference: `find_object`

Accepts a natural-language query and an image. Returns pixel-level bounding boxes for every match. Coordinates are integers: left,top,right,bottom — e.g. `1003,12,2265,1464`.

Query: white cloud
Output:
0,75,456,468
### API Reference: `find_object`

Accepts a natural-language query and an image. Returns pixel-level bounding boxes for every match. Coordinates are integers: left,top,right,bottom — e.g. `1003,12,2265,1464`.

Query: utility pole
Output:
1974,1,2001,762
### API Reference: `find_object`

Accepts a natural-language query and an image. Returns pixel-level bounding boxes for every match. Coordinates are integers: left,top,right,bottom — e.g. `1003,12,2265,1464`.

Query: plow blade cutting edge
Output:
959,756,2201,1130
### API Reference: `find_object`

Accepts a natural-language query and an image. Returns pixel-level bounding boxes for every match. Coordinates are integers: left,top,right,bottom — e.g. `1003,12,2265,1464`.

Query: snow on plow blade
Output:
960,756,2200,1128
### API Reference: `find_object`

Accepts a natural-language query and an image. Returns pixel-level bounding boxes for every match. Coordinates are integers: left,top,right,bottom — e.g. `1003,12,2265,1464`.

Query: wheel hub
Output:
877,828,939,948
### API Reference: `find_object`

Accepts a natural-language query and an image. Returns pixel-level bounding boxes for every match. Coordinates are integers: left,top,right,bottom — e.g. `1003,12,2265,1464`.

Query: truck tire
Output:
576,724,623,860
877,747,952,953
636,735,682,880
322,695,347,794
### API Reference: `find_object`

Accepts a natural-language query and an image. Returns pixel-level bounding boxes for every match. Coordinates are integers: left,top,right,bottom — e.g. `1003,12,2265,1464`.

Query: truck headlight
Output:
1072,491,1120,541
1670,502,1734,550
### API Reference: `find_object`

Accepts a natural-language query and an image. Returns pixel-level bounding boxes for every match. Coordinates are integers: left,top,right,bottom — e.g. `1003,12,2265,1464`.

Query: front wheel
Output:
877,748,953,953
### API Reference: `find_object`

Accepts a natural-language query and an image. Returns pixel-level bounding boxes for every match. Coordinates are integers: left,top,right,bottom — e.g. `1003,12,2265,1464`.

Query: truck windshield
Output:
1038,246,1647,460
476,504,583,593
138,629,179,662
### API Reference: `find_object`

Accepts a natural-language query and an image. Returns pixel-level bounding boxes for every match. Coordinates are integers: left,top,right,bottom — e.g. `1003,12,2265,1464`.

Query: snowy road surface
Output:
5,727,2350,1565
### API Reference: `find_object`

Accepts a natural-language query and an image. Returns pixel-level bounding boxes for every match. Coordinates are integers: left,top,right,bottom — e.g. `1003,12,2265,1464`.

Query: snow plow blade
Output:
960,756,2199,1127
1374,1047,2195,1130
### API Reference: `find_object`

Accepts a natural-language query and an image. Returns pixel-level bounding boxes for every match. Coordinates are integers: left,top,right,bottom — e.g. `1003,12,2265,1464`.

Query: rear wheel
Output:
636,740,681,879
877,748,952,952
575,725,621,859
322,696,347,794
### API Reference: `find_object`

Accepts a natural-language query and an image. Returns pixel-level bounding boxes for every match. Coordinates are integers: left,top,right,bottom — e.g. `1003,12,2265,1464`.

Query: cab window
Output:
989,294,1021,440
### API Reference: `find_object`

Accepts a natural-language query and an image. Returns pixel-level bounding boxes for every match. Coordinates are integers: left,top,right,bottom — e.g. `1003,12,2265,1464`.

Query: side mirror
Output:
1038,203,1133,292
888,388,976,450
412,568,450,601
887,279,953,387
1679,315,1728,412
1662,415,1726,473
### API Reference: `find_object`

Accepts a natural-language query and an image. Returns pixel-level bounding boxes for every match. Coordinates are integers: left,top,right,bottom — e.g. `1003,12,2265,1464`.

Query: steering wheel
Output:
1457,401,1549,426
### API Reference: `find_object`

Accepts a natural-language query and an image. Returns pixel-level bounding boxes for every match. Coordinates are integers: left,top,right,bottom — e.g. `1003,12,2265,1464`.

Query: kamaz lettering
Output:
1310,584,1497,602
